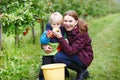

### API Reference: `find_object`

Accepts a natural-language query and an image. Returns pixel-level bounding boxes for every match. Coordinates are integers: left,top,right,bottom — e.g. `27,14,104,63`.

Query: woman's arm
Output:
55,33,88,56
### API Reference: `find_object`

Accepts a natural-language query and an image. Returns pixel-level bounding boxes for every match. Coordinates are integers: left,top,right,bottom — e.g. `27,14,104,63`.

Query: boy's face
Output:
51,22,61,29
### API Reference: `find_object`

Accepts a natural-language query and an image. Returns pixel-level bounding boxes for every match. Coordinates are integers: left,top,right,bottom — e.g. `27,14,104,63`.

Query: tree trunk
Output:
15,23,19,47
31,22,36,44
41,20,44,34
0,21,2,51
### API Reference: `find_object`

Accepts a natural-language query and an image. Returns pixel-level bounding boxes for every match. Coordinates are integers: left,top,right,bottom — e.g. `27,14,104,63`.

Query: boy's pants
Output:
39,56,54,80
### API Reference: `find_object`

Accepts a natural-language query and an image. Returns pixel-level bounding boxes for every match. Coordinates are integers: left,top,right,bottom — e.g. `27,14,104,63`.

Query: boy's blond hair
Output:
49,12,63,24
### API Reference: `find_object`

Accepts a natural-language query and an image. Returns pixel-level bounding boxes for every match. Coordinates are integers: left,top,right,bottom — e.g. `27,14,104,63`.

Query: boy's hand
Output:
47,30,53,38
42,44,53,54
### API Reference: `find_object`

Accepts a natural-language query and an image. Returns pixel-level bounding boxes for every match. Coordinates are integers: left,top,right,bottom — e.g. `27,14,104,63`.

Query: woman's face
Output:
63,15,78,31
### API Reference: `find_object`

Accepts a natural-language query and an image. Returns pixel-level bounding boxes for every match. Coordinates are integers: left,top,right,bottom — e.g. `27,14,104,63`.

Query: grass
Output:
0,13,120,80
87,13,120,80
0,23,42,80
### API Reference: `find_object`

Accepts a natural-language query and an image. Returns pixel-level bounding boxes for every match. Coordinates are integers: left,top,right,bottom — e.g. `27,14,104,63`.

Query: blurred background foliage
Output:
0,0,120,34
0,0,120,80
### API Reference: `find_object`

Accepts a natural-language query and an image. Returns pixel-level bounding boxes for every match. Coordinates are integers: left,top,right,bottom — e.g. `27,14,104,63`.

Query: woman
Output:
53,10,94,80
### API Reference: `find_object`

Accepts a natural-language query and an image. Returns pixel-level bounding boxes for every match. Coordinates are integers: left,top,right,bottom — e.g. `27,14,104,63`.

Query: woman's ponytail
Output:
77,19,88,34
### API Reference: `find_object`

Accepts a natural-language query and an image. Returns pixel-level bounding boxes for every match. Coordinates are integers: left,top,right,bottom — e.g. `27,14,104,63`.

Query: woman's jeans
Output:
54,51,86,69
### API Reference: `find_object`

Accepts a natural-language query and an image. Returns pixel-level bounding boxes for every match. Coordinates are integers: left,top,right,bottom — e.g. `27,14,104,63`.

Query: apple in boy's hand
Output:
52,28,62,38
52,28,60,32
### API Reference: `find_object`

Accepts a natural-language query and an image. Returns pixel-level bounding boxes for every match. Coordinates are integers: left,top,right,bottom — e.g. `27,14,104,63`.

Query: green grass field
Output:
87,13,120,80
0,13,120,80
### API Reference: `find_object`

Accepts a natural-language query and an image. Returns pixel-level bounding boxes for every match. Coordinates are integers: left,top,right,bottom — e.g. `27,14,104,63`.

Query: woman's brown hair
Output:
64,10,88,34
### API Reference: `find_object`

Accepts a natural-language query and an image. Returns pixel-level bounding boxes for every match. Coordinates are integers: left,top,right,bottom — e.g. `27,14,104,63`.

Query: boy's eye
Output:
52,23,60,26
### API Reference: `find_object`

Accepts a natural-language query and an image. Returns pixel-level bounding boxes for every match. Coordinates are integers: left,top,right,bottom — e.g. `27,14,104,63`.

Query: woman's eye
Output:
64,20,67,22
69,20,72,22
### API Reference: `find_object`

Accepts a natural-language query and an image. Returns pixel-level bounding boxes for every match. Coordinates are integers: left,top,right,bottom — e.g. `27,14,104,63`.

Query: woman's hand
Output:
52,28,62,38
